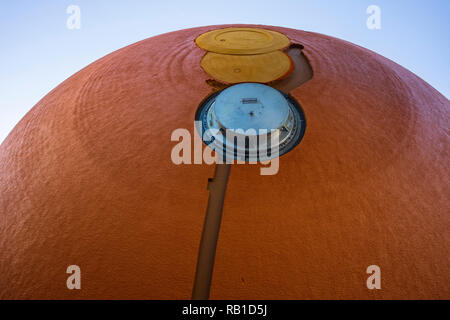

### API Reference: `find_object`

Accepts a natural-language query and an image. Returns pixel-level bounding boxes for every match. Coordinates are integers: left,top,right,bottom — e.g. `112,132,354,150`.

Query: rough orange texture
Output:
0,25,449,299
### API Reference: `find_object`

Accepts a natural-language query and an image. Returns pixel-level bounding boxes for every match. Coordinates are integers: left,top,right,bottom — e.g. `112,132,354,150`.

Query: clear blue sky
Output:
0,0,449,143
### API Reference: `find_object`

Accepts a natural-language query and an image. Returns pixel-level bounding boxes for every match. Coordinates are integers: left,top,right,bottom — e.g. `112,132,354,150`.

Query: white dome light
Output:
196,83,306,161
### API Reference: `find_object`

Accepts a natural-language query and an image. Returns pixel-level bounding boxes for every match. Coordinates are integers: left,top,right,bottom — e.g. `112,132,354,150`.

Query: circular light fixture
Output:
195,83,306,161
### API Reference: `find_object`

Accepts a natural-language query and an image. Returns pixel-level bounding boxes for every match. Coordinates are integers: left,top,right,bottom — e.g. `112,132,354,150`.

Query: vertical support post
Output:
192,163,231,300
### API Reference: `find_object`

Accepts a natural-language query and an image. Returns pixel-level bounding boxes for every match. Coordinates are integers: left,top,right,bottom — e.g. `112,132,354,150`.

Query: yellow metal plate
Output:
195,27,290,55
200,51,293,84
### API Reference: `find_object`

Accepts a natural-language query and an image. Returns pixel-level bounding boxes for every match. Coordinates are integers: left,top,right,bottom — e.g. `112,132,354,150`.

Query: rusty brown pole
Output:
192,163,231,300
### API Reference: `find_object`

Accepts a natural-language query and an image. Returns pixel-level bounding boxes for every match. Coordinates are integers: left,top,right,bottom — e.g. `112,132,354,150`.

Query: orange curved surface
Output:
0,25,449,299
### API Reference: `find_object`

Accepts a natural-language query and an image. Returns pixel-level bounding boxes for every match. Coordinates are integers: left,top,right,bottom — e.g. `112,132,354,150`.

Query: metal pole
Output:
192,163,231,300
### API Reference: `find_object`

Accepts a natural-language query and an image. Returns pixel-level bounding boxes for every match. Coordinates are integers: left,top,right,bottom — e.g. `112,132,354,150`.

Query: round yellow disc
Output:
200,51,293,84
195,27,290,55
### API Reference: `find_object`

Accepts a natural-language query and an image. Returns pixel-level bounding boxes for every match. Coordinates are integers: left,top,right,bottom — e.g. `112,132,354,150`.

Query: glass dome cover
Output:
196,83,306,162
